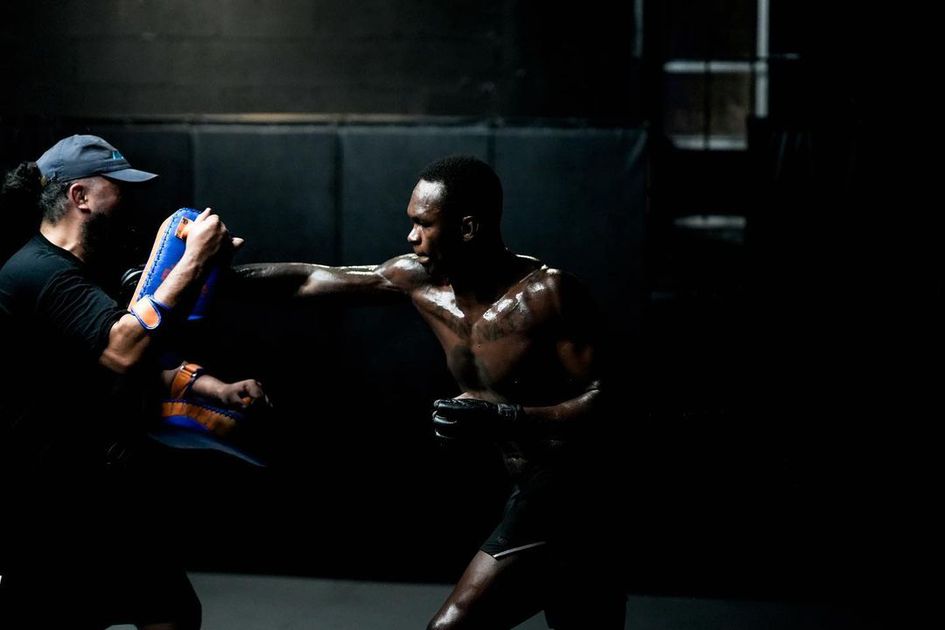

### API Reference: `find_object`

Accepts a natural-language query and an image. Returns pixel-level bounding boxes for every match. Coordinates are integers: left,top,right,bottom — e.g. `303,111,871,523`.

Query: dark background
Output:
1,0,915,613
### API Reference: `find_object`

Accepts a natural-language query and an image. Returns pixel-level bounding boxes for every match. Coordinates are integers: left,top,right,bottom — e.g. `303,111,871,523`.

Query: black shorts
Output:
479,470,627,628
481,472,555,559
479,466,628,565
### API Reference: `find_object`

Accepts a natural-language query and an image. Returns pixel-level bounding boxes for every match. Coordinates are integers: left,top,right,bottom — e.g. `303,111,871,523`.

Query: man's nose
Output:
407,226,420,244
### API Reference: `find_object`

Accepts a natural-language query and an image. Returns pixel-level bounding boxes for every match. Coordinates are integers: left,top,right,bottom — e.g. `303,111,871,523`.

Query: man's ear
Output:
460,216,479,242
68,182,90,212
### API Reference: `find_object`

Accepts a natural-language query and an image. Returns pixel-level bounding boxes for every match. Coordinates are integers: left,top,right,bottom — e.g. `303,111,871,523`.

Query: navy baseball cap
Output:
36,134,158,184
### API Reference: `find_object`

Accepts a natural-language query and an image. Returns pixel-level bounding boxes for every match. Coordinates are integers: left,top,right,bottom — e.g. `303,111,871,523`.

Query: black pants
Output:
1,457,201,629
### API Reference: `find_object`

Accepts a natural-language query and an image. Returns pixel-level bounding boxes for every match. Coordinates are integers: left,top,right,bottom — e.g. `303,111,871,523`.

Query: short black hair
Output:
418,155,503,227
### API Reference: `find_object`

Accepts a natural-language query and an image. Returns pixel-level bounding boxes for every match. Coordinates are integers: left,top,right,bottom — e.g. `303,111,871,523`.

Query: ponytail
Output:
1,161,44,264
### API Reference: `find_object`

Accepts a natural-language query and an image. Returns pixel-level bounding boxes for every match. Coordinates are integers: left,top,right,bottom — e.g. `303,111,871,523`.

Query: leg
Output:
127,567,202,630
542,555,627,630
427,550,549,630
543,588,626,630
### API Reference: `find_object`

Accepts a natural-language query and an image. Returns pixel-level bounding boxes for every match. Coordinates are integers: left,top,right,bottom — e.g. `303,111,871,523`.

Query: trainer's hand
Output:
183,208,242,265
182,208,226,263
216,379,271,410
431,398,523,442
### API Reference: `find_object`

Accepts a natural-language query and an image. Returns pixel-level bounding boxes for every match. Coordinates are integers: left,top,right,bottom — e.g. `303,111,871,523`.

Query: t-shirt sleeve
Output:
37,269,128,360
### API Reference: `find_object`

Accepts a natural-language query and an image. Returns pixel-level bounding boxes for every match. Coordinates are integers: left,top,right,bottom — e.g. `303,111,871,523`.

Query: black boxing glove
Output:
119,265,144,306
432,398,524,442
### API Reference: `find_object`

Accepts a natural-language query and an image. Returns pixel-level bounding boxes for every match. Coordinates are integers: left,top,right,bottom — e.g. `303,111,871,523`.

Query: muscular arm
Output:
233,255,421,303
519,272,605,436
519,378,602,437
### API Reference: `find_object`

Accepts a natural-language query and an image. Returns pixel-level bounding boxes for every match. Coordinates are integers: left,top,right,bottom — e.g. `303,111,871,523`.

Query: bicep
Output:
551,273,604,388
556,337,600,394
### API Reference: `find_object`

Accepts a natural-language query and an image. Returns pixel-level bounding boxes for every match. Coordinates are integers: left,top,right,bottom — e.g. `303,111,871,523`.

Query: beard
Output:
81,212,135,290
81,212,119,264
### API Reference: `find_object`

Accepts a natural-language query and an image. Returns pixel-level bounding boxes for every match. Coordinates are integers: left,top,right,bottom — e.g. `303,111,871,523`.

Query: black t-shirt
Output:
0,237,198,622
0,234,130,480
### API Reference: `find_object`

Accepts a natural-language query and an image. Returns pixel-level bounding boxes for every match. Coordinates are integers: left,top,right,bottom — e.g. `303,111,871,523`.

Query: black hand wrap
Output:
431,398,523,442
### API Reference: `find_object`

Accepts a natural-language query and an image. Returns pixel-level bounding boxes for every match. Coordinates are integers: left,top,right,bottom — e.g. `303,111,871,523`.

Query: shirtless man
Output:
239,156,625,629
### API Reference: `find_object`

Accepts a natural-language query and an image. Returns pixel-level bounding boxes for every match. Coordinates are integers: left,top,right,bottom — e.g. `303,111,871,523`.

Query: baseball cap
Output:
36,134,158,184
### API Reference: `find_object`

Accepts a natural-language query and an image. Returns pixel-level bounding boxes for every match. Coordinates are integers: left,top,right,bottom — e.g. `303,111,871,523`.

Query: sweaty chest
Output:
414,289,549,395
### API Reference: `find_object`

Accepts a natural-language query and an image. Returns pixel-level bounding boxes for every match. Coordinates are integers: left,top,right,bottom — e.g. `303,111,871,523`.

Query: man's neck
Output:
40,220,85,262
450,245,520,302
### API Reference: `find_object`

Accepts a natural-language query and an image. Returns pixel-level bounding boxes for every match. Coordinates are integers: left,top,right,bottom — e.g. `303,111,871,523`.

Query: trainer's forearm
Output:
100,256,206,374
98,313,154,373
160,366,226,400
152,254,204,308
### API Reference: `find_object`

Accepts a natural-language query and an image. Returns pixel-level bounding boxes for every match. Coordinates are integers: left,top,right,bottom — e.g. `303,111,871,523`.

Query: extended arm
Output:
233,254,421,303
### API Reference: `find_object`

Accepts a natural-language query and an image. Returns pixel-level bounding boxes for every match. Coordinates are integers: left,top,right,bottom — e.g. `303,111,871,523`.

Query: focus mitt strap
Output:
129,294,170,331
170,361,205,399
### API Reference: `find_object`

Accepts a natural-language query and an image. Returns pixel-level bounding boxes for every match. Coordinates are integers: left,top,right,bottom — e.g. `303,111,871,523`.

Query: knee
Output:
175,593,202,630
427,602,470,630
142,593,202,630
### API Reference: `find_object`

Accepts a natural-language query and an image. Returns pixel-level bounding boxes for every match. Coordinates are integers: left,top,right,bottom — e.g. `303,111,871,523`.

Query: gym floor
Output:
112,572,868,629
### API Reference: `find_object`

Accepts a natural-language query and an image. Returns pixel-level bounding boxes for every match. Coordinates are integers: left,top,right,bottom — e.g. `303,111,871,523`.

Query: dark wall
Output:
2,0,641,121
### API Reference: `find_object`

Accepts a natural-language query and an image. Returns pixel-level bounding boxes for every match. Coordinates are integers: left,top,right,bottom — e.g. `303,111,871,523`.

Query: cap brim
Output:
103,168,159,183
149,425,267,467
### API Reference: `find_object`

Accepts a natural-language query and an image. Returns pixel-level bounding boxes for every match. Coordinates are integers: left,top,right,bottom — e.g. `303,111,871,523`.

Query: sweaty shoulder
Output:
376,254,435,294
522,264,595,321
519,260,565,296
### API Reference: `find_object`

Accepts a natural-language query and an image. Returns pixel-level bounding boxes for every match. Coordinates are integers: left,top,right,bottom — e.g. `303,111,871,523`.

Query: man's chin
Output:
418,257,446,278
